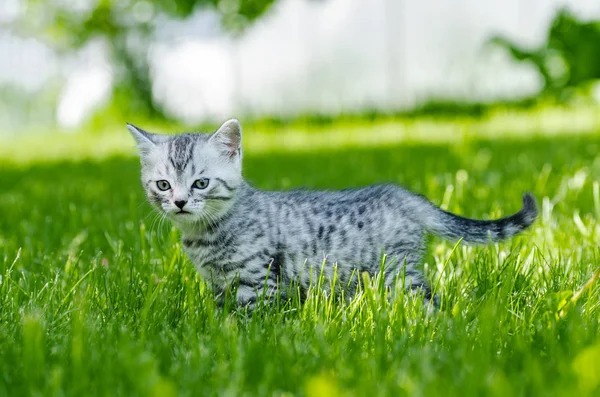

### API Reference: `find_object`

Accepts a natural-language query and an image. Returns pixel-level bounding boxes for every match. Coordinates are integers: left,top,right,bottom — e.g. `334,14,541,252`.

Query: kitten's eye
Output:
192,178,210,189
156,180,171,191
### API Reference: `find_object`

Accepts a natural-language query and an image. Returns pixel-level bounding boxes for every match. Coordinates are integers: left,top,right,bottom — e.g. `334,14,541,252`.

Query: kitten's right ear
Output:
127,123,155,153
209,119,242,160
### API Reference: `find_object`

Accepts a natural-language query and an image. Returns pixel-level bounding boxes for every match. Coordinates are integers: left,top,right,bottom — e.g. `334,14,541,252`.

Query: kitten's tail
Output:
417,193,538,244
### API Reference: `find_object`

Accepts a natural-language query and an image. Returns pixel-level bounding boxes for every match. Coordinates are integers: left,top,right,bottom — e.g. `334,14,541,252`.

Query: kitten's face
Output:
128,119,243,228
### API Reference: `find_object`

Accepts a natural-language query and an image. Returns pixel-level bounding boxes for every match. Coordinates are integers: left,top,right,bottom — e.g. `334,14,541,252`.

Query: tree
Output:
490,9,600,100
7,0,277,119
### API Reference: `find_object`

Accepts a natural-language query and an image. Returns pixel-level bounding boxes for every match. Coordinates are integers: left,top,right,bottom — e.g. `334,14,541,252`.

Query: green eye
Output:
193,178,210,189
156,180,171,191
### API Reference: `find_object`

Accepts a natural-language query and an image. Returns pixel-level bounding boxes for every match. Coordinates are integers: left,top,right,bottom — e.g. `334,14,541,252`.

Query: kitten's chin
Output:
166,211,209,232
168,211,199,223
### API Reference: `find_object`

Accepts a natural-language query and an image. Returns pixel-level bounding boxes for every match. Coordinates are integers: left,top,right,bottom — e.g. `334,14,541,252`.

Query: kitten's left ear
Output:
127,123,156,154
209,119,242,160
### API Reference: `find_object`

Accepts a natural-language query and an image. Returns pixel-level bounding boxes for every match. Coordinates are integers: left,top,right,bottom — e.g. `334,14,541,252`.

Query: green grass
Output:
1,118,600,396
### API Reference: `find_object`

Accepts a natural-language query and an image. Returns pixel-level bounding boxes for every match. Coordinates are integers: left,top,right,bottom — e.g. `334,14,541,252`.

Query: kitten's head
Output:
127,119,243,228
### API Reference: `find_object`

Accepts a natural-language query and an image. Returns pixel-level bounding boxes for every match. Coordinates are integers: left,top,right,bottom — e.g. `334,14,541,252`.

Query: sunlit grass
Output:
0,113,599,395
2,102,600,164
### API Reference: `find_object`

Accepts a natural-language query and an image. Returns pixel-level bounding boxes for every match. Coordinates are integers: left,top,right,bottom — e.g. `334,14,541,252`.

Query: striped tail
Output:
420,193,538,244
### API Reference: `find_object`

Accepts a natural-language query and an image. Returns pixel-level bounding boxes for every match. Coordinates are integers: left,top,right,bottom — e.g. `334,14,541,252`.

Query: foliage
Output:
7,0,277,119
491,9,600,100
1,118,600,395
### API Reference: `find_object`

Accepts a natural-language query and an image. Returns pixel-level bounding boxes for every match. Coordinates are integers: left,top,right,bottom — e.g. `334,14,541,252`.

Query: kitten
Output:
128,119,538,309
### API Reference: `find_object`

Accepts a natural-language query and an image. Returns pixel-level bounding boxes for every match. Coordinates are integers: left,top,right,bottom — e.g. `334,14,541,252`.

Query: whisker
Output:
149,210,161,231
157,212,168,244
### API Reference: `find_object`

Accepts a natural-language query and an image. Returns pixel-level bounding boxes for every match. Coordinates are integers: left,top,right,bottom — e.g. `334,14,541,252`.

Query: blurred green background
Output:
1,0,600,135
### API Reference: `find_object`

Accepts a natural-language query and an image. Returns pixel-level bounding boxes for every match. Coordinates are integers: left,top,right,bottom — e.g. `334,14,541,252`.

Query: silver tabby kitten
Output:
128,119,538,308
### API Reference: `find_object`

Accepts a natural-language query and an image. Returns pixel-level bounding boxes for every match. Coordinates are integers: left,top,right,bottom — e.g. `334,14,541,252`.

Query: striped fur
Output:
128,119,538,309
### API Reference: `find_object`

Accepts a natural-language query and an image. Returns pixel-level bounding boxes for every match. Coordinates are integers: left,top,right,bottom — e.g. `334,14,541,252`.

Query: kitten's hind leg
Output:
384,252,438,309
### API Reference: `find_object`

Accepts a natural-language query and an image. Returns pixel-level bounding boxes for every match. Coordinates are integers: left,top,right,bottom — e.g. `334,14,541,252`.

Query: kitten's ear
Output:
209,119,242,160
127,123,156,154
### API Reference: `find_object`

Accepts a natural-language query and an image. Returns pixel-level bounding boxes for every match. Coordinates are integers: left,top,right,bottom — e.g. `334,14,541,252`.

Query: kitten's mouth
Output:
175,210,192,215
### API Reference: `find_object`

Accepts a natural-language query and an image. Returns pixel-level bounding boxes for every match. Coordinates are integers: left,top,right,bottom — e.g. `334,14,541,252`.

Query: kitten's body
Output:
128,120,537,308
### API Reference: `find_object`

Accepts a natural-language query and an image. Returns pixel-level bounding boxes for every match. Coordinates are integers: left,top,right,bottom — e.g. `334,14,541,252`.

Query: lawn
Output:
1,116,599,396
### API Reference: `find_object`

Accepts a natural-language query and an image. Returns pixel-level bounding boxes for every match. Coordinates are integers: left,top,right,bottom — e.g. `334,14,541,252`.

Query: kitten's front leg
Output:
211,283,259,312
214,255,281,311
234,276,279,312
236,285,259,312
